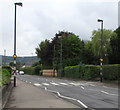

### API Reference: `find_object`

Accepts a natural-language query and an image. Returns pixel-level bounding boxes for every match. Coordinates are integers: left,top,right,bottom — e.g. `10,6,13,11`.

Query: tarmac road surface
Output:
6,75,118,109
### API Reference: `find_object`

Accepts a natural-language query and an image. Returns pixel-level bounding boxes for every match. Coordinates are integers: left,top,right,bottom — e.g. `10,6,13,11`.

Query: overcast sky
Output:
1,0,119,57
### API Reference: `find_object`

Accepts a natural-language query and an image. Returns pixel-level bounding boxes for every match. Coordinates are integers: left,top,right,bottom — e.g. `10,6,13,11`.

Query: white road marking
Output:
50,82,59,86
69,83,78,85
34,83,41,86
69,83,81,86
77,100,88,108
101,91,118,96
59,82,68,85
81,86,85,89
42,83,50,86
44,87,88,108
89,84,95,86
101,91,109,94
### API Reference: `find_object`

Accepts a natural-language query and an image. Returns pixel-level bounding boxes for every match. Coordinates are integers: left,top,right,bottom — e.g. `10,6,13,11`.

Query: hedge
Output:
64,65,100,80
64,64,120,80
20,67,34,75
102,64,120,80
20,65,42,75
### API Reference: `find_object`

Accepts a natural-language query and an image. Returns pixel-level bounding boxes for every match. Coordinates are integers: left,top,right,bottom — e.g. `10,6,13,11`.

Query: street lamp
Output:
13,2,22,87
97,19,103,82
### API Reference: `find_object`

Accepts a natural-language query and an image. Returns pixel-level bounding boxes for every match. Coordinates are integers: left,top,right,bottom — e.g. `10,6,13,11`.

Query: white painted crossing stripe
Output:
69,83,81,86
89,84,95,86
69,83,77,85
101,91,118,96
34,83,41,86
81,86,85,89
101,91,109,95
59,82,68,85
42,83,50,86
50,82,59,86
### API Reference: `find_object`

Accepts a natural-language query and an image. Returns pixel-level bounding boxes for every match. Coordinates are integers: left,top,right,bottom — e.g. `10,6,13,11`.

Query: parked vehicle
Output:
19,71,24,75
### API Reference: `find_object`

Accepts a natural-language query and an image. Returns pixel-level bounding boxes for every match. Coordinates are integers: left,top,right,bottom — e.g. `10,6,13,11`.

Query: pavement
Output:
4,79,79,108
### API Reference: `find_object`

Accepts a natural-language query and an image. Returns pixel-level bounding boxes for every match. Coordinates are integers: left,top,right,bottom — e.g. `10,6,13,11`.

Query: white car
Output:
19,71,24,75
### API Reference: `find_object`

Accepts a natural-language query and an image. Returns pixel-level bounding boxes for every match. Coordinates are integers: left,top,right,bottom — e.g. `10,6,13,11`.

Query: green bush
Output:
20,67,34,75
20,65,42,75
64,64,120,80
2,69,11,85
82,65,100,80
64,65,99,80
2,65,12,75
34,65,42,75
102,64,120,80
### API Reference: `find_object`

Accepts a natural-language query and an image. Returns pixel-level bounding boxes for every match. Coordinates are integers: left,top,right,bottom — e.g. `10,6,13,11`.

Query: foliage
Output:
21,65,42,75
34,65,42,75
91,29,116,64
83,41,99,64
2,65,12,74
109,27,120,64
64,64,120,80
1,69,11,85
64,65,100,80
32,61,41,67
102,64,120,80
35,39,53,68
36,31,85,70
20,67,34,75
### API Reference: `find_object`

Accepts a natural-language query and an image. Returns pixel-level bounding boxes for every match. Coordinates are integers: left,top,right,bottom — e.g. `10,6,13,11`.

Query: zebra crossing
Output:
33,81,94,87
19,77,95,87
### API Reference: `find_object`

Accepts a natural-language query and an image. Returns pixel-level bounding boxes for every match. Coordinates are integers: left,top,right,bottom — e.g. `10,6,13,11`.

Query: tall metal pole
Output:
13,2,22,87
98,19,103,82
13,4,17,87
100,20,103,82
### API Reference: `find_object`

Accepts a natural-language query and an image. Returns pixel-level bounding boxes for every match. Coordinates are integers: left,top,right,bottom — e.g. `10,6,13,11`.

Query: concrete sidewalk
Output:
5,79,79,108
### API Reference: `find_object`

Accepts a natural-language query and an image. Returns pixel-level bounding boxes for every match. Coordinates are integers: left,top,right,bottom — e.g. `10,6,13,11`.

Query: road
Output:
17,75,118,109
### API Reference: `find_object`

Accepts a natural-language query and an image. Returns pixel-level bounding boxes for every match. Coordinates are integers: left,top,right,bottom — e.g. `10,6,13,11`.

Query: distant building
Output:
118,1,120,26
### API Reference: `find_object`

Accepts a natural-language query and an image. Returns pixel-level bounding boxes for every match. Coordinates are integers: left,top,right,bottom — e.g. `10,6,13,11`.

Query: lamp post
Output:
13,2,22,87
97,19,103,82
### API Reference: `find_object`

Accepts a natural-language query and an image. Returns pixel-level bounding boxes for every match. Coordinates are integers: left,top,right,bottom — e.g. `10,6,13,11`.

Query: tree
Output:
109,27,120,64
52,31,84,69
35,39,53,68
83,41,99,64
91,29,116,64
35,31,85,70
